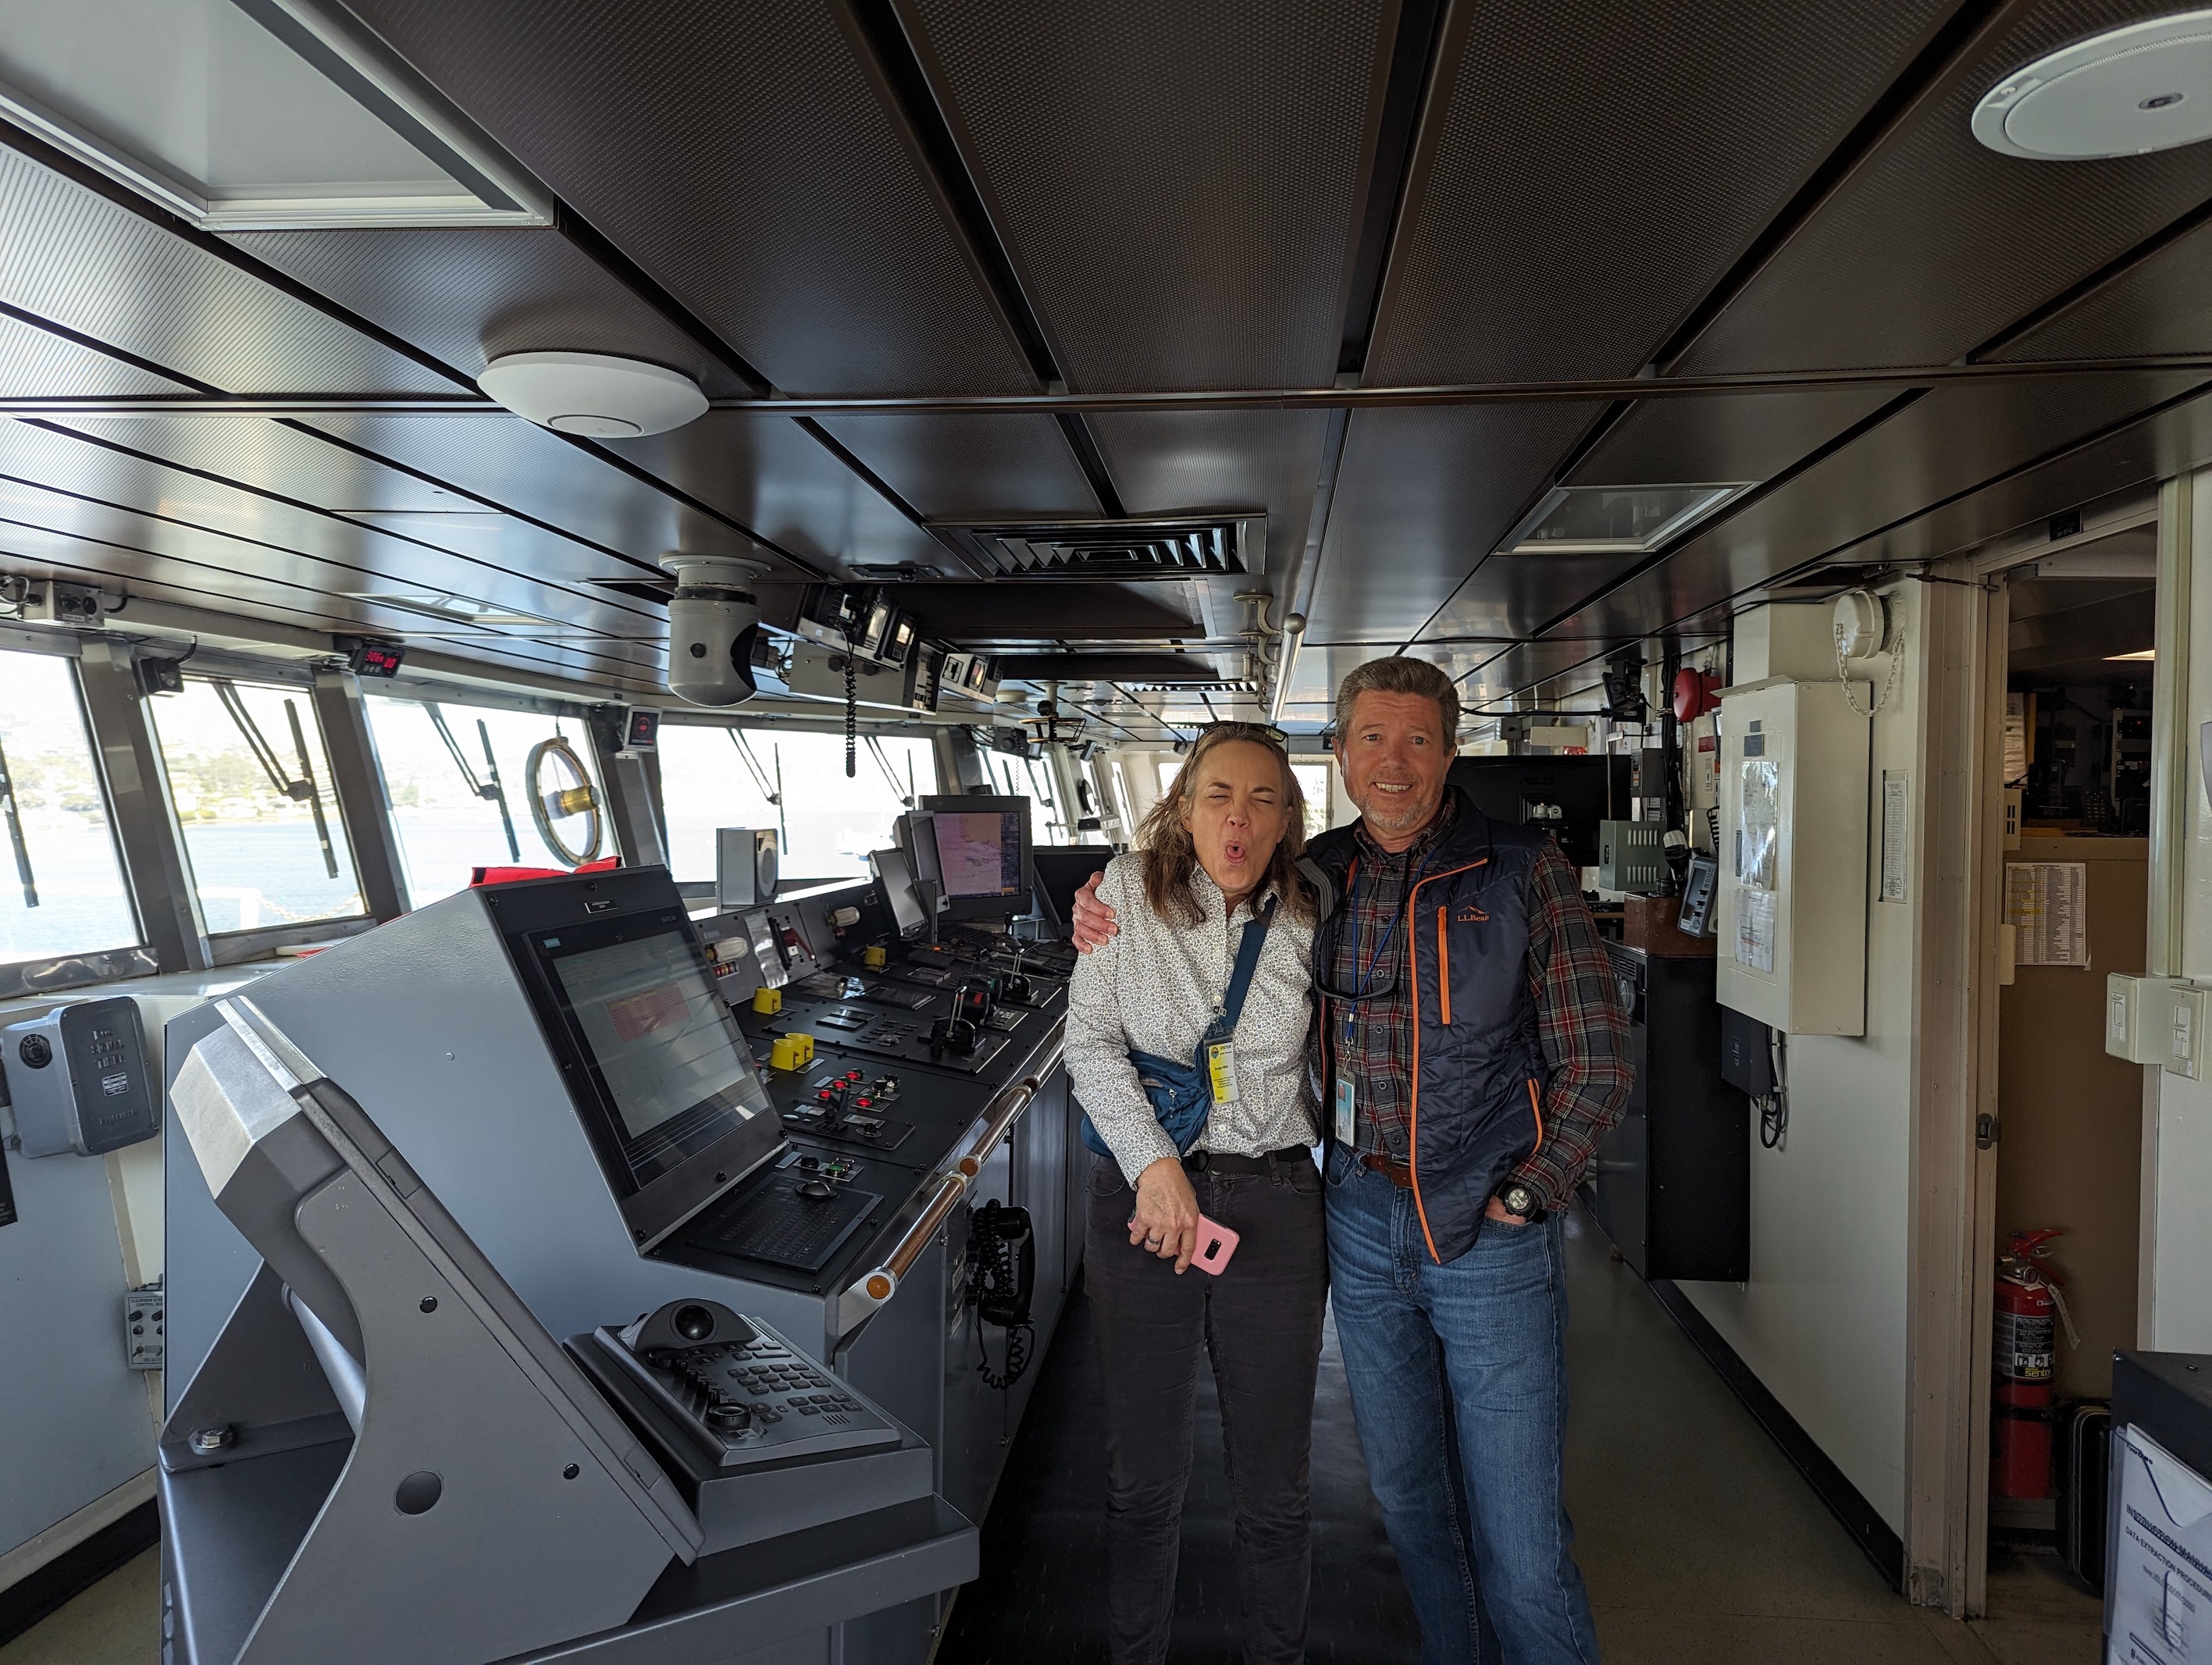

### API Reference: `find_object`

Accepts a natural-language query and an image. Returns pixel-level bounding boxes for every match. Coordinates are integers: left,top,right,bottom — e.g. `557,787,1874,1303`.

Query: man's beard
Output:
1359,785,1441,835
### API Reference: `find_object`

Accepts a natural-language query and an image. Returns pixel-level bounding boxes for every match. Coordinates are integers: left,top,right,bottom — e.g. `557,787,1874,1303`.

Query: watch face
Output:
1504,1185,1533,1215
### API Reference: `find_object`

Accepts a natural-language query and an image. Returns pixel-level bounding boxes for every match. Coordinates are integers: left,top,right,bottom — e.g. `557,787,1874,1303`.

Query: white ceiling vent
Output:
1975,12,2212,160
478,352,707,438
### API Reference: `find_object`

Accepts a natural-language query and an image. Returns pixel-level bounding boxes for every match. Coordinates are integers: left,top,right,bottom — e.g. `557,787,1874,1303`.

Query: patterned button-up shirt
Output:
1323,795,1629,1212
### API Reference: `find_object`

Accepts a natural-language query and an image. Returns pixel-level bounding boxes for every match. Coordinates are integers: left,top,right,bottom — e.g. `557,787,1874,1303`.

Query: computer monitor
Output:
869,846,928,940
1446,755,1630,871
490,878,782,1249
1031,847,1114,939
918,795,1033,921
896,811,943,887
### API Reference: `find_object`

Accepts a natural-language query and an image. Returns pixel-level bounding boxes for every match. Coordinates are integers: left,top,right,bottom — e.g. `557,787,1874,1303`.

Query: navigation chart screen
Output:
933,810,1024,898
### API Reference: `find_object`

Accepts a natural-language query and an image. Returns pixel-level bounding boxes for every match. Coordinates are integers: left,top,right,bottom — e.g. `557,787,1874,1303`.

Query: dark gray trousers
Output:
1084,1153,1328,1665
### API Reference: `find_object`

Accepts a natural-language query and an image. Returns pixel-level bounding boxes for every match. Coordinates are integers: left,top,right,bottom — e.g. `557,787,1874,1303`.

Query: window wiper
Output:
727,729,789,851
212,680,338,879
0,728,37,909
426,705,519,862
864,735,914,806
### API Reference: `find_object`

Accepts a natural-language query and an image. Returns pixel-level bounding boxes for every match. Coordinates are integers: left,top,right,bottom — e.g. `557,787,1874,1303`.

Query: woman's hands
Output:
1129,1157,1201,1272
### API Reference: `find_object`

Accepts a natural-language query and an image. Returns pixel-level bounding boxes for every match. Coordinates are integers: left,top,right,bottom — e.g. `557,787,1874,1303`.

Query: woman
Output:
1063,721,1325,1665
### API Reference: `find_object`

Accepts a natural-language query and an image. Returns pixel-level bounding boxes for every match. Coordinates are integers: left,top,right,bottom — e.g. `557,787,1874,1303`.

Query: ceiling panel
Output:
347,0,1037,397
0,315,196,397
598,412,943,575
1676,0,2212,375
1365,0,1953,385
1412,550,1654,642
1565,388,1902,487
222,228,757,396
0,143,458,394
0,420,661,629
889,582,1205,643
1544,371,2210,644
292,412,815,575
808,414,1099,522
1309,403,1604,642
901,0,1388,390
1989,216,2212,363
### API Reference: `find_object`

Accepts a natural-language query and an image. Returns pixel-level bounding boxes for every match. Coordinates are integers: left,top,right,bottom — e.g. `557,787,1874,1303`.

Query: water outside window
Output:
0,649,139,968
658,726,935,884
151,677,364,934
365,697,608,905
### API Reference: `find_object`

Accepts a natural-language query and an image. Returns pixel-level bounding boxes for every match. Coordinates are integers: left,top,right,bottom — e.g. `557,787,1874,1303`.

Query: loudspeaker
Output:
716,828,779,908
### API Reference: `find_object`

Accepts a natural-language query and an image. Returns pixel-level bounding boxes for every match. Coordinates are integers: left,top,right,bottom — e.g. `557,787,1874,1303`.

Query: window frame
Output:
0,631,158,1001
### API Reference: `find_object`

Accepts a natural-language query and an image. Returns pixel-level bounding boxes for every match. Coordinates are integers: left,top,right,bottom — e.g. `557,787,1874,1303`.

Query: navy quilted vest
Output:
1307,790,1549,1264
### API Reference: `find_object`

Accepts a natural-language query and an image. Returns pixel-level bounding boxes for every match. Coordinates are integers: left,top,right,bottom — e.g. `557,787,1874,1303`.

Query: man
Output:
1070,655,1630,1664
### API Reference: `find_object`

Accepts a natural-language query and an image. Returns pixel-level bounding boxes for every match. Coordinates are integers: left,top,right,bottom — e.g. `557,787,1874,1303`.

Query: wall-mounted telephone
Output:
967,1199,1035,1390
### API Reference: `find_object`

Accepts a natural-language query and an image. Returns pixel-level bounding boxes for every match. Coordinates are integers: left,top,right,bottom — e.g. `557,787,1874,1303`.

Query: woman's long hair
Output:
1137,723,1312,927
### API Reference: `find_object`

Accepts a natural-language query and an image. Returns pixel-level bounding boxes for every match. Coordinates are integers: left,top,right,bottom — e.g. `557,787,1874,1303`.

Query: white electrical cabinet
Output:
1715,676,1872,1036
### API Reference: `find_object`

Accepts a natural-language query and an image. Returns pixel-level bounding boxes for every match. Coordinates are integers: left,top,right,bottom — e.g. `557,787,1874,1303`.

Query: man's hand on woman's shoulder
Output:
1070,868,1121,953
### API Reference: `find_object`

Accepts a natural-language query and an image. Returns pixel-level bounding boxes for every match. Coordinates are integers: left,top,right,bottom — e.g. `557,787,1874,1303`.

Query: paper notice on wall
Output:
2004,692,2029,788
1880,771,1909,904
1736,760,1779,890
1734,888,1776,973
2005,862,2089,967
2108,1421,2212,1665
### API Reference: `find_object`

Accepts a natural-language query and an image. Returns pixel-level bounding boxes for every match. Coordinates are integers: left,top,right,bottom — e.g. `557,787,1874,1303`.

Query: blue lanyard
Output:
1339,845,1434,1046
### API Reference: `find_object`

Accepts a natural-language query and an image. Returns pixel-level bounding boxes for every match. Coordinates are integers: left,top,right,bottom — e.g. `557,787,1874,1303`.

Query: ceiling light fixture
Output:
1974,11,2212,159
477,352,708,438
1499,484,1751,556
0,0,550,228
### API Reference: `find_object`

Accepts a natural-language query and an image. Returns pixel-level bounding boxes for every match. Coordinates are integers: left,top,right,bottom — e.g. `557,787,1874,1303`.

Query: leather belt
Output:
1183,1145,1312,1176
1359,1152,1416,1189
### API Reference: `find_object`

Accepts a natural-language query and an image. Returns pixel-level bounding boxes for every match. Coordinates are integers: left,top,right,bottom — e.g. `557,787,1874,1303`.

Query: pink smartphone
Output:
1191,1215,1240,1275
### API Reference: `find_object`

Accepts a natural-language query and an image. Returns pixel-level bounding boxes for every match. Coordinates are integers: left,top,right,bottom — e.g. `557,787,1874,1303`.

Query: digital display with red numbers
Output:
623,706,661,749
353,642,405,678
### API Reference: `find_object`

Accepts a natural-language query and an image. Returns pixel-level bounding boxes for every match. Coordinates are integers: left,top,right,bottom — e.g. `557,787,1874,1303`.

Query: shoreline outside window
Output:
0,649,140,969
149,676,365,934
364,696,608,905
658,725,935,884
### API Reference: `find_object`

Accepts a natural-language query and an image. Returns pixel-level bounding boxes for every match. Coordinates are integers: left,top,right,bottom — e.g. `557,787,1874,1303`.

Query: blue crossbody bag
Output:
1080,895,1277,1161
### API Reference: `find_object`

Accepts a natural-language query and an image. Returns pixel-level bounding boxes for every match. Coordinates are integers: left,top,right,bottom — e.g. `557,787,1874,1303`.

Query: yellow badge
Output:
1207,1041,1237,1105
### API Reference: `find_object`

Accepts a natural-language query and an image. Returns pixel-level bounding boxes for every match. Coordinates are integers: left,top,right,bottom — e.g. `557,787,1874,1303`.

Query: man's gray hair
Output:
1332,656,1461,745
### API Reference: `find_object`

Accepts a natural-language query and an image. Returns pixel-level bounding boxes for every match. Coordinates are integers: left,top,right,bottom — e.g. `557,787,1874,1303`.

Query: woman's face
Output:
1178,738,1288,902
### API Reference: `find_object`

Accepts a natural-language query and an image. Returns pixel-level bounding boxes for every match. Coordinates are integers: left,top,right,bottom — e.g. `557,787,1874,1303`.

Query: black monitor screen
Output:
1445,756,1629,870
871,846,928,938
899,812,943,887
533,923,773,1191
933,811,1024,899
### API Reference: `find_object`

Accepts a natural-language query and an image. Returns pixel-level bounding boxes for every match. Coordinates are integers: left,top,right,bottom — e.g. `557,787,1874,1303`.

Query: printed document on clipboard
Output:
2109,1422,2212,1664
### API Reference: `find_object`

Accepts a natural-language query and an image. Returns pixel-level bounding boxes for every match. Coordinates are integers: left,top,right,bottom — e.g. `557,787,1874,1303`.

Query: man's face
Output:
1334,690,1451,843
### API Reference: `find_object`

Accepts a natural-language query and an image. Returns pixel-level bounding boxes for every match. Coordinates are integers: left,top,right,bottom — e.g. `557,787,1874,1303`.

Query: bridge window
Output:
0,648,140,971
149,677,364,935
657,726,936,885
362,697,607,905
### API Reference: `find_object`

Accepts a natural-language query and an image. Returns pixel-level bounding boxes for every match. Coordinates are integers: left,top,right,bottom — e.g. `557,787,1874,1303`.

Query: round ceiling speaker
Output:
477,351,707,437
1974,11,2212,160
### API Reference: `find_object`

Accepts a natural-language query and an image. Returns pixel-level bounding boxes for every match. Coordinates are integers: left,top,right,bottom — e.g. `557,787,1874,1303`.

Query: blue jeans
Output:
1323,1144,1601,1665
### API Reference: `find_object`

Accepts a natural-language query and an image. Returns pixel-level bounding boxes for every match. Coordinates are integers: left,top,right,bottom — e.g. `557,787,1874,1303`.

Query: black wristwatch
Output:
1496,1181,1544,1222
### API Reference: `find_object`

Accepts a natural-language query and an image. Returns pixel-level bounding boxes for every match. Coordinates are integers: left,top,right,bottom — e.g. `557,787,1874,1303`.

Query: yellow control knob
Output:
863,945,889,970
768,1033,816,1072
751,986,783,1016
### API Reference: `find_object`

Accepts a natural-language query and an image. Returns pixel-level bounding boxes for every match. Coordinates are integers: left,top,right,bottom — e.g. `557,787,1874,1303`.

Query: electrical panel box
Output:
1714,677,1872,1036
0,997,158,1156
1598,820,1668,893
2105,973,2204,1078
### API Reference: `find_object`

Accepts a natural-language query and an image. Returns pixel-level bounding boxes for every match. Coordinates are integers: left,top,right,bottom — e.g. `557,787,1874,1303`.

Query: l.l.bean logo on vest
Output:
1455,905,1487,923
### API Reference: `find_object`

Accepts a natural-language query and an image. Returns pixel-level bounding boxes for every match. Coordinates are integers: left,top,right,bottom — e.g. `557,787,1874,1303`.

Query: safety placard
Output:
2006,862,2089,967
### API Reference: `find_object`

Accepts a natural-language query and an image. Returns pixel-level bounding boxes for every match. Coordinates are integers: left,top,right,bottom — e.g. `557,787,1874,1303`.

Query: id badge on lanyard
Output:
1334,1077,1355,1144
1207,1040,1237,1105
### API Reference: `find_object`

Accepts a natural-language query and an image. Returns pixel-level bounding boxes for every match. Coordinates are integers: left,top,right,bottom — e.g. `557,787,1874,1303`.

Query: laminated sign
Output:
2108,1422,2212,1664
2006,862,2089,968
1733,760,1779,973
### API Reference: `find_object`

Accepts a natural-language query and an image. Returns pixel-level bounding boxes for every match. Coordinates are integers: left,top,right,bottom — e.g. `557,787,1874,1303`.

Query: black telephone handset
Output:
967,1199,1036,1389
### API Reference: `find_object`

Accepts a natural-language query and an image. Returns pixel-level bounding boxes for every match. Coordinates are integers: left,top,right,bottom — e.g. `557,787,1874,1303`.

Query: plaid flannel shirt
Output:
1324,795,1630,1212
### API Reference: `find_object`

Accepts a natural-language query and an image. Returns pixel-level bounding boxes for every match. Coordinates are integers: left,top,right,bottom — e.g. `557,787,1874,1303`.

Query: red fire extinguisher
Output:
1993,1228,2078,1500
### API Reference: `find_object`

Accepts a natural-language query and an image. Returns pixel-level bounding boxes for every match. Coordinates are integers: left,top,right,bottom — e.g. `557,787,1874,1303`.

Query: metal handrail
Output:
837,1032,1065,1333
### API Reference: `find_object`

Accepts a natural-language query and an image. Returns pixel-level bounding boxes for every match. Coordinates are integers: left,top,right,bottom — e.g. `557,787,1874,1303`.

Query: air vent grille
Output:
932,515,1257,580
1120,678,1259,695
